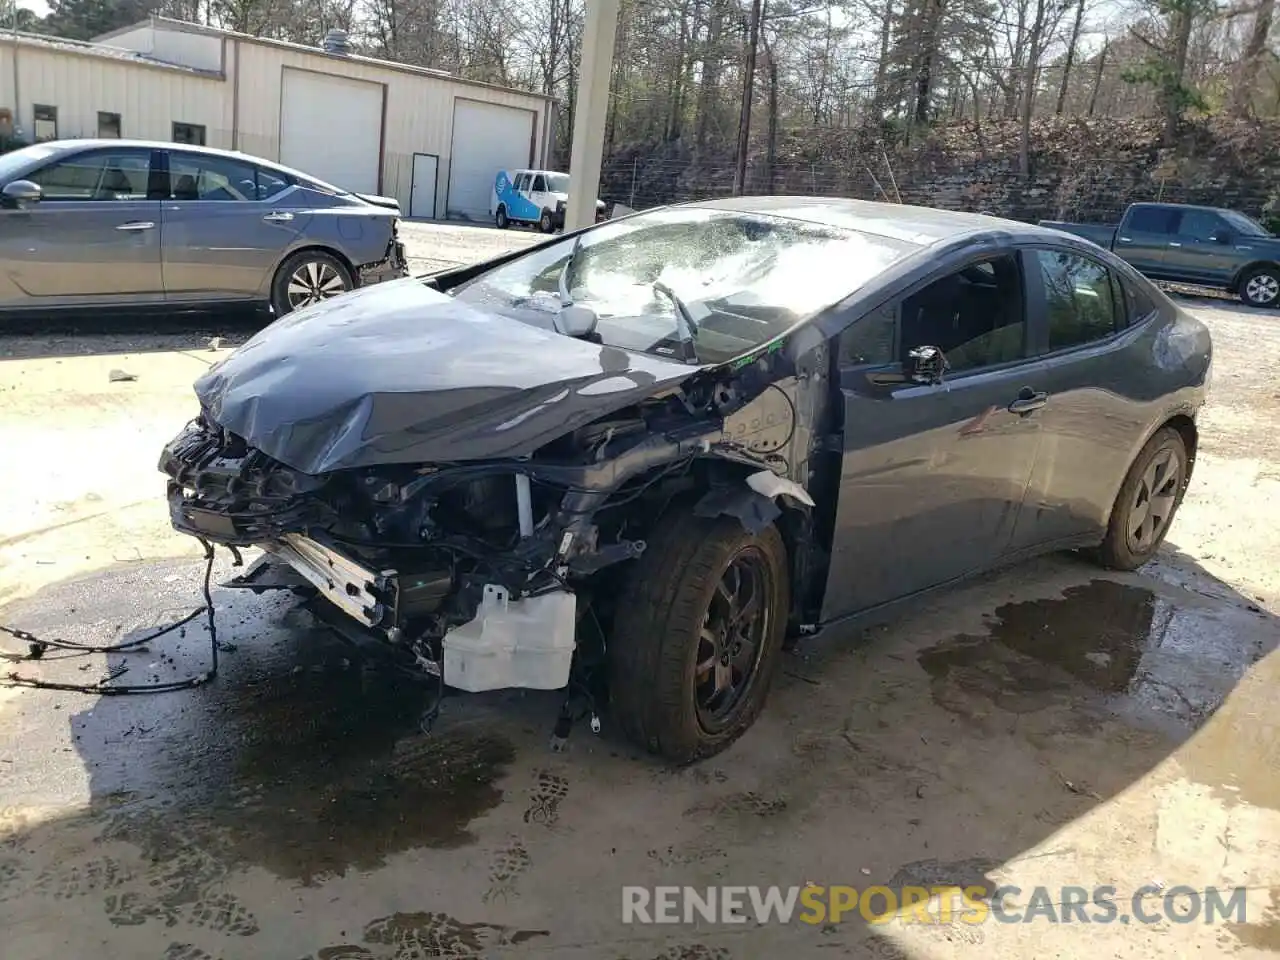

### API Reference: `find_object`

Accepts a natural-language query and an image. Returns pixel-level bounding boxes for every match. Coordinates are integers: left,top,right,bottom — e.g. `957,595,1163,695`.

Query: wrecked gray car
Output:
159,197,1211,762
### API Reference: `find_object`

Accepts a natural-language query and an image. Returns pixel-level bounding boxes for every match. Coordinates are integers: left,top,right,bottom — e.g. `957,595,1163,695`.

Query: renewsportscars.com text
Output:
621,884,1249,926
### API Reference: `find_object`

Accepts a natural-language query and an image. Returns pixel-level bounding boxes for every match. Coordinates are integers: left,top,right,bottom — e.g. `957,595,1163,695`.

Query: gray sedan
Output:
0,139,408,317
160,198,1212,763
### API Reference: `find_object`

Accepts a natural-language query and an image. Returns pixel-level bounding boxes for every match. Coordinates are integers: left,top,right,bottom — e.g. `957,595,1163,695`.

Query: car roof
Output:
22,138,346,192
683,195,1064,248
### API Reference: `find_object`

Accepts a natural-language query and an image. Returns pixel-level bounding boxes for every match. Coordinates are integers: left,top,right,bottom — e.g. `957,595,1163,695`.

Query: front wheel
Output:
270,250,353,316
608,513,790,764
539,209,555,233
1240,266,1280,308
1096,426,1189,570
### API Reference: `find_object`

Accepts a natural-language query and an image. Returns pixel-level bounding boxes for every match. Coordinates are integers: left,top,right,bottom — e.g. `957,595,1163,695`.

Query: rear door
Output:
160,150,304,301
1163,208,1237,285
821,250,1045,619
1115,205,1178,276
1007,247,1150,551
0,146,163,308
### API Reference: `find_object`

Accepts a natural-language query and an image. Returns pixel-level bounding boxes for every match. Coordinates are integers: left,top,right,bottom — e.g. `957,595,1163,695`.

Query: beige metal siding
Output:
0,43,230,145
234,42,546,216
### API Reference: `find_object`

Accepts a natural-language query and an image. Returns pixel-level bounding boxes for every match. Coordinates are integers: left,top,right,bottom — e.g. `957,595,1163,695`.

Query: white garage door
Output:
280,68,383,194
447,99,536,221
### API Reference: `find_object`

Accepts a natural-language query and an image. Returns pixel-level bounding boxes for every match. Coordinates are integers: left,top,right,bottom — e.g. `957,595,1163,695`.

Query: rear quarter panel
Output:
259,206,397,296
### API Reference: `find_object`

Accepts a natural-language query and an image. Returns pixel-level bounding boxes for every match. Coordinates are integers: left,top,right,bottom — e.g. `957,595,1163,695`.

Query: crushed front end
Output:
158,402,734,693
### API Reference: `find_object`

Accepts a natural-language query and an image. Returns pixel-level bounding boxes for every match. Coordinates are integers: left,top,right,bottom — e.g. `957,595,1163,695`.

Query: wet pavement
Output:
2,255,1279,958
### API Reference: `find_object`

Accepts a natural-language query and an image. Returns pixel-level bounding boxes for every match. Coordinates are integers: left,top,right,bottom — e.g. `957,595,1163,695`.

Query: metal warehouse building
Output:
0,17,554,220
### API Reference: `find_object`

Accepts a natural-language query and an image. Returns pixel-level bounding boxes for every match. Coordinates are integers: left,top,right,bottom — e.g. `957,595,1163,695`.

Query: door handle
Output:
1117,236,1133,243
115,221,155,231
263,211,294,222
1008,389,1048,415
1168,241,1182,247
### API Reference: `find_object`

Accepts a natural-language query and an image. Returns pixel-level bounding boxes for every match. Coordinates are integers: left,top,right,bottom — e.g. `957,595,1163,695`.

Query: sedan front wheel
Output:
271,251,354,316
608,512,790,764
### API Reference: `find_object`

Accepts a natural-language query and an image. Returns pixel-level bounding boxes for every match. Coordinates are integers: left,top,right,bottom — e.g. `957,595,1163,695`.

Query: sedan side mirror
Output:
905,344,949,385
2,180,42,207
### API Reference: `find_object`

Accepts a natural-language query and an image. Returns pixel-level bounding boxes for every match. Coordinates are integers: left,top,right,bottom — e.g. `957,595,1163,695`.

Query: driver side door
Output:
0,146,163,308
820,250,1047,619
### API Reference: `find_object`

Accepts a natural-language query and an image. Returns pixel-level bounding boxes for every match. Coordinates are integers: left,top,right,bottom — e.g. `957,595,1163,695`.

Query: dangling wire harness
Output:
0,540,229,695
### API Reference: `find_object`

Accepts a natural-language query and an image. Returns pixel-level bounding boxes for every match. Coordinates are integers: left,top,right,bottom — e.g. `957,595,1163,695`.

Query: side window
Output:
839,302,896,366
169,153,258,201
256,168,293,200
1127,207,1178,235
1119,276,1158,325
899,254,1026,373
515,173,531,192
28,150,151,201
532,174,547,192
1176,209,1226,241
1036,249,1119,350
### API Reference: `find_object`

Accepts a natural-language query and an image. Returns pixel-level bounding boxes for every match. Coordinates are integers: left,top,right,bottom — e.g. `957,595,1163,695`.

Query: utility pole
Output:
566,0,621,231
732,0,763,196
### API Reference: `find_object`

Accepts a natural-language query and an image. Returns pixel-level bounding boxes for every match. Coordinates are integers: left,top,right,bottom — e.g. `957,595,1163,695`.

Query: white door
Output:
411,153,438,219
447,99,536,221
280,68,383,194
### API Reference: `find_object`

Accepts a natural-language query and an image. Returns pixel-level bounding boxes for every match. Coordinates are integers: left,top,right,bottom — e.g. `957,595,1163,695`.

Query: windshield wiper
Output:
558,234,584,306
652,282,699,364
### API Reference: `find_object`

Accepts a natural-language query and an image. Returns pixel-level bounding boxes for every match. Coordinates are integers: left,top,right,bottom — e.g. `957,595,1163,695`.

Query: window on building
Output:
899,255,1027,373
1036,250,1119,350
97,112,122,138
172,122,206,146
32,104,57,141
28,149,151,201
169,151,259,201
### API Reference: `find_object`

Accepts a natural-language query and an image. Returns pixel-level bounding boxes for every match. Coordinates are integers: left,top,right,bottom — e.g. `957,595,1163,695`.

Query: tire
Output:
1239,265,1280,308
495,205,508,229
608,512,790,764
539,209,555,233
1096,426,1189,570
270,250,353,317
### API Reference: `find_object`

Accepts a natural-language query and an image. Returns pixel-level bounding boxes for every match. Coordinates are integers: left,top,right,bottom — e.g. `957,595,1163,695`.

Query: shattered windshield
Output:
452,207,916,365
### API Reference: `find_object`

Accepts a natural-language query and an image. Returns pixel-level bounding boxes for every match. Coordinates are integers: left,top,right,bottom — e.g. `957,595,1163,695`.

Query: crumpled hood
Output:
194,278,699,475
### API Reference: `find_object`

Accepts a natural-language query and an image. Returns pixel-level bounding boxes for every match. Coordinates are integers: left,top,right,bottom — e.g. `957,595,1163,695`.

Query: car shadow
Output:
0,305,265,361
0,539,1276,958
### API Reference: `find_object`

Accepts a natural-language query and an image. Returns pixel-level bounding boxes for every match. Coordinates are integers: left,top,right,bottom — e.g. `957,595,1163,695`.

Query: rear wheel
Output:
495,205,508,229
270,250,353,316
608,512,789,764
1240,265,1280,308
1097,426,1189,570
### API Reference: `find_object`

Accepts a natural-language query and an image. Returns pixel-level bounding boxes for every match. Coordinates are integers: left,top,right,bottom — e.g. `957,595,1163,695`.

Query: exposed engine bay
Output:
159,331,831,696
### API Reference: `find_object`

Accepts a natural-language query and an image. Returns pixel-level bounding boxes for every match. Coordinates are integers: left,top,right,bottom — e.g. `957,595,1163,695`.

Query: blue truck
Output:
1040,202,1280,308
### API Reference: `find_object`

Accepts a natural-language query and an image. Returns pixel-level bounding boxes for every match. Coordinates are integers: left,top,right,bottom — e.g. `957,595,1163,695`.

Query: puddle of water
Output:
1,560,517,885
919,580,1270,727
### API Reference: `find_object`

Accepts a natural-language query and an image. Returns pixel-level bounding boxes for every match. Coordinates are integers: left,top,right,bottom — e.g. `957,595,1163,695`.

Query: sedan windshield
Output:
452,207,917,365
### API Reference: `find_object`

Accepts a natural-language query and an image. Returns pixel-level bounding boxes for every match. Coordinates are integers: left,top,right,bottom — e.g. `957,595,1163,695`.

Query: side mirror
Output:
905,344,949,385
1,180,41,207
554,303,599,339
